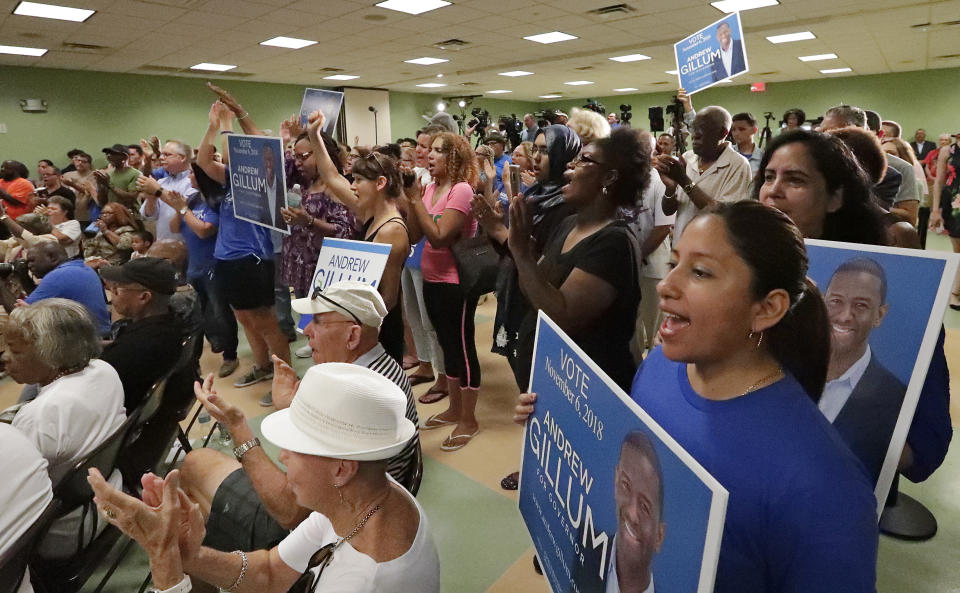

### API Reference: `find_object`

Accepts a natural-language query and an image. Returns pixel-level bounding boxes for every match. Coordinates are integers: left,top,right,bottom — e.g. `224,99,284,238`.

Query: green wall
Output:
540,67,960,141
2,64,957,169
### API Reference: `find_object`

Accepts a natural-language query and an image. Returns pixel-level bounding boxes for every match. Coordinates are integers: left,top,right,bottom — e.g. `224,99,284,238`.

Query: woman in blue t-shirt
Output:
515,201,879,593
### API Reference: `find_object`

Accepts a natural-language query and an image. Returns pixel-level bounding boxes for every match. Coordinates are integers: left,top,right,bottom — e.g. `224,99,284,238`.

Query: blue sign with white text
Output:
674,12,749,95
519,313,727,593
300,88,345,135
227,134,288,234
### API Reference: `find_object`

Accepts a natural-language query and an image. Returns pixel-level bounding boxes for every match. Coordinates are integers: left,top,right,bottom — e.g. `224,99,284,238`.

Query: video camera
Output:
619,104,632,126
498,114,523,148
582,99,605,115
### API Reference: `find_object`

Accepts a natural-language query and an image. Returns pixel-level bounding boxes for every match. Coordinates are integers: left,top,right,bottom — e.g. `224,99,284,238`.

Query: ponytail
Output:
765,278,829,401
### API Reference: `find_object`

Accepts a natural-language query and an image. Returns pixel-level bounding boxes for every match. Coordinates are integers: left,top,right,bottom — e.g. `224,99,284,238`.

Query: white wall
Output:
343,88,391,147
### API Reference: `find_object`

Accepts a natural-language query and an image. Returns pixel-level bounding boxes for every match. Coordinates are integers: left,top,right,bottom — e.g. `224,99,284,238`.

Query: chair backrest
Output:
0,498,61,593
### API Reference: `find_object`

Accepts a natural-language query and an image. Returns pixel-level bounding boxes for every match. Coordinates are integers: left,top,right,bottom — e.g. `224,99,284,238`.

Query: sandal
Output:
421,413,456,430
408,373,434,387
500,471,520,491
418,386,448,404
440,428,480,451
402,356,419,370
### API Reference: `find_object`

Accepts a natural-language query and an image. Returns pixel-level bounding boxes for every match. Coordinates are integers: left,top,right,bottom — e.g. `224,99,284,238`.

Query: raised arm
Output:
305,110,359,212
207,82,263,137
198,101,229,184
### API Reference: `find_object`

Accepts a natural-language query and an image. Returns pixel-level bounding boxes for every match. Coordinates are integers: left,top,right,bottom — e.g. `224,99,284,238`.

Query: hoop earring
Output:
748,330,764,350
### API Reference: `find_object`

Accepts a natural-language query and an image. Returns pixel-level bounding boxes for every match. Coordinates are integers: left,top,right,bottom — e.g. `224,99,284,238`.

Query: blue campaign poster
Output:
519,313,728,593
300,88,345,135
296,238,392,332
227,134,289,234
674,12,749,95
805,240,958,513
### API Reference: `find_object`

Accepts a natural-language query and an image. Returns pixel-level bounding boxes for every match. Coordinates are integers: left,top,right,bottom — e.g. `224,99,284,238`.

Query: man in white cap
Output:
178,281,420,554
89,363,440,593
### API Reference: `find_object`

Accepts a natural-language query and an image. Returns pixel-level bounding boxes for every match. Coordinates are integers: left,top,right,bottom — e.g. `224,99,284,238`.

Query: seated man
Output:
4,299,125,559
99,257,186,410
3,241,111,335
179,281,421,553
146,238,202,334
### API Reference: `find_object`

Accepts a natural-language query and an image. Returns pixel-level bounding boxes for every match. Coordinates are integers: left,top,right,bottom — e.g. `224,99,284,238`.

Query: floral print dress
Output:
281,190,357,296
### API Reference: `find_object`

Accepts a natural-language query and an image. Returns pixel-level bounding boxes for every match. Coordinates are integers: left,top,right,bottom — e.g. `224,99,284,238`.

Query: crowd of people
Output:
0,77,956,593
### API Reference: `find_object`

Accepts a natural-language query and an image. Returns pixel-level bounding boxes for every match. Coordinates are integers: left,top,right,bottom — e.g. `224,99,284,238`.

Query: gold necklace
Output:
741,366,783,397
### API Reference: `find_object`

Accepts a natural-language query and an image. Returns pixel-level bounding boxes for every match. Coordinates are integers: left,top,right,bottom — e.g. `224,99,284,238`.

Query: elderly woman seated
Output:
83,202,139,269
3,298,126,558
89,363,440,593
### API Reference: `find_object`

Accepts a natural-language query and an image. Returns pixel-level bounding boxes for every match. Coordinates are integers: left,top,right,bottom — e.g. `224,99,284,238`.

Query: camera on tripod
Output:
619,104,632,125
582,99,605,115
468,107,490,131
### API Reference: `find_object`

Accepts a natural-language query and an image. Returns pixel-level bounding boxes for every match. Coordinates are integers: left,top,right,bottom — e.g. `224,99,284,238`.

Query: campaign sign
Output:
519,313,728,593
805,240,958,515
300,88,345,135
296,238,392,332
674,12,749,95
227,134,289,234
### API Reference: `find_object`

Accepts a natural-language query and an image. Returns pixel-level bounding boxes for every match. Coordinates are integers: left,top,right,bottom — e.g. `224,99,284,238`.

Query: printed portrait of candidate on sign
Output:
805,240,958,515
227,134,289,234
674,12,749,95
519,313,728,593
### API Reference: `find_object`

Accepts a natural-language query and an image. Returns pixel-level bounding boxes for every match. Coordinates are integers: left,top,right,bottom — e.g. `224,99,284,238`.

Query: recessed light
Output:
324,74,359,80
564,81,593,86
609,54,651,63
613,88,638,92
260,36,317,49
375,0,450,15
665,69,679,75
416,82,446,88
404,57,449,65
0,44,47,56
539,94,562,99
485,89,512,94
766,31,816,44
190,63,236,72
499,70,533,77
820,67,852,74
13,1,94,22
710,0,778,13
436,101,446,111
798,53,838,62
524,31,578,44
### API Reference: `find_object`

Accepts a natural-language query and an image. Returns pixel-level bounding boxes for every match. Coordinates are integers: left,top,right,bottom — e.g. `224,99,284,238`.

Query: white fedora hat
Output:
260,363,415,461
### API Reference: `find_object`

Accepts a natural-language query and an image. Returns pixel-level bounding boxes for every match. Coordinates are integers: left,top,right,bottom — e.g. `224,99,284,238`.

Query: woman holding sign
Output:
303,110,410,364
516,202,879,592
402,132,482,452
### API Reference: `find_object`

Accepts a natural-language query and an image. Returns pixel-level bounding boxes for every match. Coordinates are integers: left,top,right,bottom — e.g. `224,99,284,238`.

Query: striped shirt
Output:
354,344,421,490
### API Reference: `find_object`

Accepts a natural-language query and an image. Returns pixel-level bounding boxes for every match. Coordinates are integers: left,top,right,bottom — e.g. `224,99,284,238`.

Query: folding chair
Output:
0,498,61,593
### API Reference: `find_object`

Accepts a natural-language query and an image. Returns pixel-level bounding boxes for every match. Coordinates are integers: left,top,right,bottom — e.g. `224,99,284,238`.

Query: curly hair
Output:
567,108,611,144
593,128,652,208
433,132,479,187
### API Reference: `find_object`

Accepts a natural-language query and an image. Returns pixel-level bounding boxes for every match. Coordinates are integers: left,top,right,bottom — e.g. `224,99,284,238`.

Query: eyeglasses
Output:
308,289,362,326
529,145,546,156
293,150,314,161
570,153,604,168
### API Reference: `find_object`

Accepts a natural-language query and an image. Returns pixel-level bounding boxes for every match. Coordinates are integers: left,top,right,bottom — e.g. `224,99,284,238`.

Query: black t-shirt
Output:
48,185,76,204
101,311,186,410
517,216,640,391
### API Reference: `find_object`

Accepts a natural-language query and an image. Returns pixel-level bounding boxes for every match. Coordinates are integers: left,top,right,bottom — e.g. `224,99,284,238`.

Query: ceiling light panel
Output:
610,54,651,62
324,74,359,80
499,70,533,77
13,1,94,22
539,94,562,99
416,82,446,87
711,0,778,14
375,0,450,15
564,80,594,86
767,31,816,44
486,89,512,94
260,37,317,49
820,67,852,73
613,87,638,92
798,53,838,61
524,31,578,44
190,63,236,71
404,57,449,65
0,44,47,56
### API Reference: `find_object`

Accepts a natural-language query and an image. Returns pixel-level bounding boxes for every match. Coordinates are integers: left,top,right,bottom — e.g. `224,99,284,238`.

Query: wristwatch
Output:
233,437,261,461
179,206,188,216
154,188,163,197
150,575,191,593
682,180,698,194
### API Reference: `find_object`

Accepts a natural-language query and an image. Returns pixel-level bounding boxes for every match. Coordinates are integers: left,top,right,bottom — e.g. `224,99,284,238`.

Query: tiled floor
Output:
2,233,958,593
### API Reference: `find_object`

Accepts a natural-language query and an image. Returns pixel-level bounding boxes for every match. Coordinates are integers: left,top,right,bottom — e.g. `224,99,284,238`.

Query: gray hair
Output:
825,105,866,129
698,106,733,132
8,298,102,371
567,107,611,144
165,139,192,160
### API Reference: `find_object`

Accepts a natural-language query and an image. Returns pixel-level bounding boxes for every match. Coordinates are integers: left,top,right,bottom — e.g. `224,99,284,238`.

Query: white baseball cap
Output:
260,362,416,461
291,280,387,329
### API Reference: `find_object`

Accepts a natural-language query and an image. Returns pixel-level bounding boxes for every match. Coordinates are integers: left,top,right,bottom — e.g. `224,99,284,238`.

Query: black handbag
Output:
451,233,500,297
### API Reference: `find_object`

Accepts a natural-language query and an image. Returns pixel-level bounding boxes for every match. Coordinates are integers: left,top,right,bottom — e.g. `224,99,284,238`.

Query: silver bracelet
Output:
224,550,247,592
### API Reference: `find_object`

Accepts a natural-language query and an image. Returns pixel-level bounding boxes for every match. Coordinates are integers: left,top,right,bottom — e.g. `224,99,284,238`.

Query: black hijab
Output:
524,124,581,226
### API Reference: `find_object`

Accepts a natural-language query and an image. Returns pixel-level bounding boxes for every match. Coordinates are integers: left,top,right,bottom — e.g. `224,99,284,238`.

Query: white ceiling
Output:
1,0,959,101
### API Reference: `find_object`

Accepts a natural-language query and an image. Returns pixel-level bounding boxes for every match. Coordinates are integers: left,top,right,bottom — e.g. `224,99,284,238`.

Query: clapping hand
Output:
93,170,110,186
193,373,247,434
507,193,534,258
271,354,301,410
161,191,188,212
137,175,162,196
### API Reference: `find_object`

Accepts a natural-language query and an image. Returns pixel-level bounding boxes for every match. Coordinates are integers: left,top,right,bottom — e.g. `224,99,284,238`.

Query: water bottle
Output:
286,183,302,209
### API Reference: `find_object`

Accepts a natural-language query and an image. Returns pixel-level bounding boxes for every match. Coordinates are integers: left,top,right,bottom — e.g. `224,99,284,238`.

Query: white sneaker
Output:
295,344,313,358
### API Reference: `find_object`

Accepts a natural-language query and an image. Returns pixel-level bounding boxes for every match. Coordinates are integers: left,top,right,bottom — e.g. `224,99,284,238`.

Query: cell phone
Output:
509,164,521,195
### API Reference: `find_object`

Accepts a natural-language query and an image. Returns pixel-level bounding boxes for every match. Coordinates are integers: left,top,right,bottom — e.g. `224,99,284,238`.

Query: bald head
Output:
698,106,732,133
147,239,188,275
26,241,67,278
692,106,732,158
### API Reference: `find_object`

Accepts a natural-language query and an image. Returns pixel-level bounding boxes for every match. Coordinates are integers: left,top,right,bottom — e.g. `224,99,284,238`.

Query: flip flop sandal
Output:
408,374,434,386
421,413,457,430
402,357,419,370
500,471,520,491
440,429,480,451
418,387,448,404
